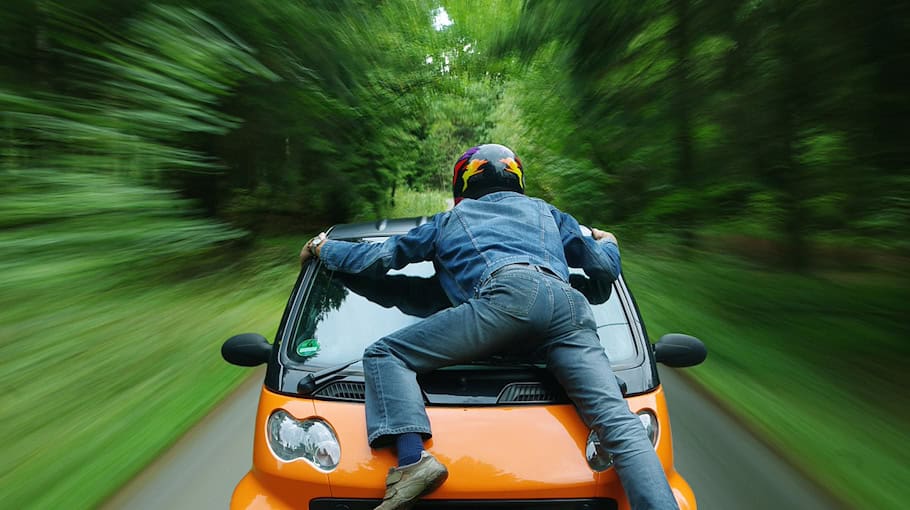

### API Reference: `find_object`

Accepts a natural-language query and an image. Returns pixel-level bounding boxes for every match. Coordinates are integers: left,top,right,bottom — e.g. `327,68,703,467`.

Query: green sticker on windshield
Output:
297,338,320,357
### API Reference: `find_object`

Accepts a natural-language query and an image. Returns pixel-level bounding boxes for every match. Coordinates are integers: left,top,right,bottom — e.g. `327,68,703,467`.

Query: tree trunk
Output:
776,6,809,271
671,0,697,251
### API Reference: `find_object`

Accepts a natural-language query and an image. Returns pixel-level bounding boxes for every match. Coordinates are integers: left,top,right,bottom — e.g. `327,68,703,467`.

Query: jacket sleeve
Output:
550,206,621,282
318,218,438,275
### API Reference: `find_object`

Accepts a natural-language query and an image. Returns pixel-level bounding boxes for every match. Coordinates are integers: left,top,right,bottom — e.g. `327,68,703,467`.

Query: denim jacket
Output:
319,191,621,306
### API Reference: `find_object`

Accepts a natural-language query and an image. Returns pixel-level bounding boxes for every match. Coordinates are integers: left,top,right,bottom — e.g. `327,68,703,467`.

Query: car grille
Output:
313,381,570,404
310,498,617,510
314,381,366,401
496,382,563,403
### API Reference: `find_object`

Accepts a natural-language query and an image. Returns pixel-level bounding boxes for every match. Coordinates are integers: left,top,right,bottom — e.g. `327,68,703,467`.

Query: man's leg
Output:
543,287,679,510
364,273,542,510
363,271,541,448
363,294,534,447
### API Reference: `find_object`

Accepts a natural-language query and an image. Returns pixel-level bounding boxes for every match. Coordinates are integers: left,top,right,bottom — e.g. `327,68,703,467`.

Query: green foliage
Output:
0,170,243,293
624,253,910,510
1,0,473,231
490,0,910,264
0,4,270,299
689,35,736,84
386,188,451,218
0,238,294,509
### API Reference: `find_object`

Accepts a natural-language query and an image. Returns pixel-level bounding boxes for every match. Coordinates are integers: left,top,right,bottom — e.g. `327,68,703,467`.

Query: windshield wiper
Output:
297,357,542,394
298,358,362,394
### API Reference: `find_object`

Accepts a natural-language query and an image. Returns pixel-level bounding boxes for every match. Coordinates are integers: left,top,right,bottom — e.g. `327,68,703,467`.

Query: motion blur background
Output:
1,1,907,509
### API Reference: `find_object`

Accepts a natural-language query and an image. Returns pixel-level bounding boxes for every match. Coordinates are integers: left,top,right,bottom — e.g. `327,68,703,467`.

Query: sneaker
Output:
374,451,448,510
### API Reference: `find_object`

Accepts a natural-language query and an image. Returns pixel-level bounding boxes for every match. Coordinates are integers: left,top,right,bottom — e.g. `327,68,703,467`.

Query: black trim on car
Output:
619,272,662,388
309,498,618,510
265,266,308,391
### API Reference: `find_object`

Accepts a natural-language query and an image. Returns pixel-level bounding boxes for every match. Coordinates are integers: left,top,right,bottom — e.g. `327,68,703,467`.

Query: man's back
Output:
434,191,569,302
319,191,620,307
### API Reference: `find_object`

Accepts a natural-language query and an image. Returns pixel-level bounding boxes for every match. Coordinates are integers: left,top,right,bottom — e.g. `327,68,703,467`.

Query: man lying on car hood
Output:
300,143,679,510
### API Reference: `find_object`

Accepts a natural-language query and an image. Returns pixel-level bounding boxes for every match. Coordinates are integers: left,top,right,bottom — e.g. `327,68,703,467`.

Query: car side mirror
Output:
222,333,272,367
654,334,707,367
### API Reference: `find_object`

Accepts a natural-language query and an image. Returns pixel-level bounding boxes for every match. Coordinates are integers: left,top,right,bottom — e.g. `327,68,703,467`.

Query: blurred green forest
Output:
4,0,907,257
1,1,908,509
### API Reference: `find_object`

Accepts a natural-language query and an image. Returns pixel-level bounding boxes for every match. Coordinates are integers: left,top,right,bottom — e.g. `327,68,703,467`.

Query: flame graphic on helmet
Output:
461,159,487,192
501,157,524,189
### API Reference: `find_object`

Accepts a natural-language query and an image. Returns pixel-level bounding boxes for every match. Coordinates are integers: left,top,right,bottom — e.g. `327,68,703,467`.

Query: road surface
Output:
103,368,844,510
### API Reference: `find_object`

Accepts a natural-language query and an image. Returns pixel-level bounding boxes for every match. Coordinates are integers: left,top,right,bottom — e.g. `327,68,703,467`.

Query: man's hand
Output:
590,228,617,245
300,232,327,266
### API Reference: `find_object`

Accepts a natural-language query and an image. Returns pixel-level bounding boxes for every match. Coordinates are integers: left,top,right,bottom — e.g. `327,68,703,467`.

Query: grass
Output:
622,252,909,510
385,188,451,218
0,237,301,509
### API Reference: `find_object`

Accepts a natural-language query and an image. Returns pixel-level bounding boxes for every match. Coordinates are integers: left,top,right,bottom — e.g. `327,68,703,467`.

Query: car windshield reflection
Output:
288,258,637,368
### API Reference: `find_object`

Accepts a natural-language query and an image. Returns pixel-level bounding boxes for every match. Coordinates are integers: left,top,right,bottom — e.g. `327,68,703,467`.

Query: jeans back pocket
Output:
562,286,597,329
479,271,540,317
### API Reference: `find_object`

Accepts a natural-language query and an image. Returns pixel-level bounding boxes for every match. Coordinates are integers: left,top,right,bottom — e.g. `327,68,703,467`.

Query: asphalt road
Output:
101,371,263,510
103,368,843,510
659,369,842,510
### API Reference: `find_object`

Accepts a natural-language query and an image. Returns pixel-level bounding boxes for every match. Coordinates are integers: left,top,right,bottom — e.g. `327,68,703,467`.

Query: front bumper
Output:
232,471,694,510
310,498,618,509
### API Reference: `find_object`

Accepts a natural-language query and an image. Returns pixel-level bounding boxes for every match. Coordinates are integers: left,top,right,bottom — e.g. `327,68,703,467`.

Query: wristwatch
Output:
308,236,324,256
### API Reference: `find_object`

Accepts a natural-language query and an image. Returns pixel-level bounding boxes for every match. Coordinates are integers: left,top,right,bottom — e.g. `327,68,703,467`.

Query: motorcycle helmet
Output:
452,144,525,204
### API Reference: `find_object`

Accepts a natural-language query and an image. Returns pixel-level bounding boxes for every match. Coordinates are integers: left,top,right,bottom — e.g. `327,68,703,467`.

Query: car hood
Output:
249,387,674,501
317,400,599,499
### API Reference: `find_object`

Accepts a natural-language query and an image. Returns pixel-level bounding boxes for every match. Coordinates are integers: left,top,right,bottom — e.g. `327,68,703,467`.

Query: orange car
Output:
223,218,707,510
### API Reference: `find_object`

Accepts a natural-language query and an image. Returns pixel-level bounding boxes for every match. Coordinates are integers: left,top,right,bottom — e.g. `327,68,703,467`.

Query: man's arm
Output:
569,273,613,305
550,207,621,282
336,273,450,318
302,219,439,275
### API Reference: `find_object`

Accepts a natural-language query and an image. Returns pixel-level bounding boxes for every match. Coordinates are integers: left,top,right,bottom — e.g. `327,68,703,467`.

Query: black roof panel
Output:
327,216,431,240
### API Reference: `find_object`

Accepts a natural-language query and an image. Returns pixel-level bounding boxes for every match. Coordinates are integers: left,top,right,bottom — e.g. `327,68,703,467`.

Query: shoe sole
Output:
419,468,448,496
381,467,449,510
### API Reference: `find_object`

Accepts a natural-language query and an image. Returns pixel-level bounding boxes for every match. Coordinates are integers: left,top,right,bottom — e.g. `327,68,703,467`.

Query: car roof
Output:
327,217,432,240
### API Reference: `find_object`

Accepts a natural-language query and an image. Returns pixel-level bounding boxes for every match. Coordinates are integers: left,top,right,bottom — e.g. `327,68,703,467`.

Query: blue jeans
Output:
362,266,679,510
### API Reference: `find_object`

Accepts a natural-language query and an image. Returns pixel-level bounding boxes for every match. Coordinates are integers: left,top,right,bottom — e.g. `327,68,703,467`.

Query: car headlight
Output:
266,410,341,471
585,410,658,472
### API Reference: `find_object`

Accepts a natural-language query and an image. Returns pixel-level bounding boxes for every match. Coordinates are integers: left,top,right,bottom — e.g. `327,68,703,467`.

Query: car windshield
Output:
288,254,637,369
